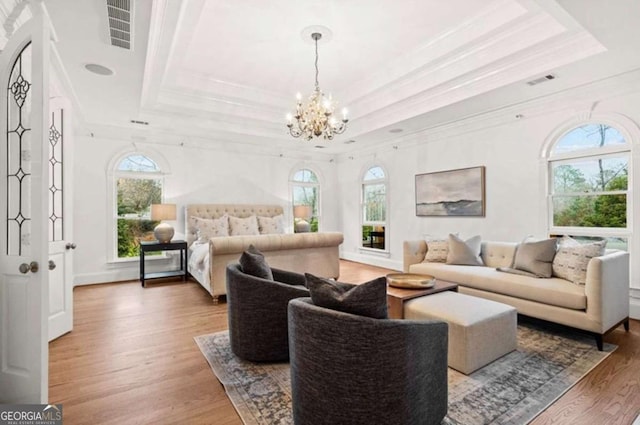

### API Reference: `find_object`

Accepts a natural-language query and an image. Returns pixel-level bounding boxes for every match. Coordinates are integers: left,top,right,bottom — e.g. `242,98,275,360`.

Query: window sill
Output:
359,247,391,258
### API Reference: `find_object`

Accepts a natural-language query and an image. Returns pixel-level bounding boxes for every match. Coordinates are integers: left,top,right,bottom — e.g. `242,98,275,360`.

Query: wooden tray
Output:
386,273,436,289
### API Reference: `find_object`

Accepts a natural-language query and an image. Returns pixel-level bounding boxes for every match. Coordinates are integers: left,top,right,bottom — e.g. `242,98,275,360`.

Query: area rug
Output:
195,321,615,425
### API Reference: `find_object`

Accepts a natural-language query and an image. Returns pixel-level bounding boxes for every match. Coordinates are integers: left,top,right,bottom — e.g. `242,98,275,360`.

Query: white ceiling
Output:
43,0,640,154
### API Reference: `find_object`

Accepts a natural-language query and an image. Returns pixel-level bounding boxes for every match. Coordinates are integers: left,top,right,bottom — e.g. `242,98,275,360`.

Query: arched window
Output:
290,168,320,232
548,123,630,249
362,165,387,251
112,153,165,259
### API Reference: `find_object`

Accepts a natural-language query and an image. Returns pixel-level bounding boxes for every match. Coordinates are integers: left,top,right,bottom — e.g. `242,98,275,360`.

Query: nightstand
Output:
139,240,188,287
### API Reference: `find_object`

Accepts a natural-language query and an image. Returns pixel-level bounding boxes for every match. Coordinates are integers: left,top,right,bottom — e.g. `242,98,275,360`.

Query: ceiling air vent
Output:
107,0,132,50
526,74,556,86
130,119,149,125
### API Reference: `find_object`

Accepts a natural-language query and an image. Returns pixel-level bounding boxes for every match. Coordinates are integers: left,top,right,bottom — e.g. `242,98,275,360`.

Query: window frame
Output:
546,122,631,243
360,164,389,254
107,149,171,263
289,167,322,233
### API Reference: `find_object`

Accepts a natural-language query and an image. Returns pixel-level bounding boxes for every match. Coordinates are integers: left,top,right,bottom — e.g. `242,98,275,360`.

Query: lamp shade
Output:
151,204,176,221
293,205,313,219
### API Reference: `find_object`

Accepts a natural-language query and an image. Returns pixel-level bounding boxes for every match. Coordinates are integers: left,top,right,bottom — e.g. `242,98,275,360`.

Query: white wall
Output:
337,87,640,319
73,137,339,285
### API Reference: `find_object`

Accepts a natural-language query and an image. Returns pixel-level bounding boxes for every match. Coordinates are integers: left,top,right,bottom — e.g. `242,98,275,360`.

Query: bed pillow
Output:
239,245,273,280
305,274,388,319
553,237,606,285
192,215,229,242
257,214,285,235
446,234,483,266
228,215,260,236
513,238,557,278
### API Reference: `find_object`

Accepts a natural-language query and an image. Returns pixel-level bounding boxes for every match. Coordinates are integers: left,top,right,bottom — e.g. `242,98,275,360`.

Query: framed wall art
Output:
415,166,485,217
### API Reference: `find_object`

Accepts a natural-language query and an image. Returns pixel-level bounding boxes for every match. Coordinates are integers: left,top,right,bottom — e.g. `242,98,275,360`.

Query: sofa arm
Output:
584,251,630,332
403,240,427,272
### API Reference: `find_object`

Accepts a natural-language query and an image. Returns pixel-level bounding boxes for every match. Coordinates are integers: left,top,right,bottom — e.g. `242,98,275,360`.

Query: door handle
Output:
49,260,56,270
18,261,39,274
65,242,77,250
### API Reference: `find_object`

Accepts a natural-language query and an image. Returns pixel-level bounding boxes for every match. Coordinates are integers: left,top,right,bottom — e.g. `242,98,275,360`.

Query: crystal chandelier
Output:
286,32,348,141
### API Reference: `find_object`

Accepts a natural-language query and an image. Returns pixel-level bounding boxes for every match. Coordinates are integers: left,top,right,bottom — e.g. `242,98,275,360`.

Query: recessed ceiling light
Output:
389,128,403,133
344,140,356,144
84,63,114,76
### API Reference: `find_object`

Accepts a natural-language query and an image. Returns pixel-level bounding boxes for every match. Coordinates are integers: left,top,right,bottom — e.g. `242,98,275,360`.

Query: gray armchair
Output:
226,263,309,362
288,297,448,425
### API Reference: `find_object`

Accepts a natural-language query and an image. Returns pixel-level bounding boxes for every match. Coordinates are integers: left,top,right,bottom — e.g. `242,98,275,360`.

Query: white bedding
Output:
188,242,210,291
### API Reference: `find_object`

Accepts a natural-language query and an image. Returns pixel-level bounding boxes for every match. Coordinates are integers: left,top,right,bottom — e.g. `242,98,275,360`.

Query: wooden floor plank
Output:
49,260,640,424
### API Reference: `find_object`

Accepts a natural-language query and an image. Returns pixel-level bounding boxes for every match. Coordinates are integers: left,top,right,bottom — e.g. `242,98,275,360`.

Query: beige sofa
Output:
403,239,630,349
186,204,343,303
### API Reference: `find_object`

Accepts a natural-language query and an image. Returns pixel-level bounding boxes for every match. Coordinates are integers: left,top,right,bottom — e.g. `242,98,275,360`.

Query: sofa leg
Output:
595,334,604,351
624,318,630,332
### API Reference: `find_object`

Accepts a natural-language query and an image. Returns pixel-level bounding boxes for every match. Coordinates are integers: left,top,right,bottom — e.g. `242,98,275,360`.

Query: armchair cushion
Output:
239,245,273,280
305,274,388,319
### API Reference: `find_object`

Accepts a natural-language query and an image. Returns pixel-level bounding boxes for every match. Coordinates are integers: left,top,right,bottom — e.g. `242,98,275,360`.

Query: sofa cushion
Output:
239,245,273,280
305,274,388,319
423,236,449,263
554,238,607,286
446,234,483,266
229,215,260,236
480,241,518,268
513,238,557,277
409,262,586,310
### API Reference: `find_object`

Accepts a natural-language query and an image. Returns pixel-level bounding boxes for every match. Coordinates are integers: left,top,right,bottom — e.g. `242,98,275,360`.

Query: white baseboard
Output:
340,252,403,271
74,269,139,286
630,294,640,320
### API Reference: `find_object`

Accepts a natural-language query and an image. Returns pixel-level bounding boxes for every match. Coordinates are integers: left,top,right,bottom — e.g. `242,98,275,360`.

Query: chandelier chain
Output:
314,35,319,90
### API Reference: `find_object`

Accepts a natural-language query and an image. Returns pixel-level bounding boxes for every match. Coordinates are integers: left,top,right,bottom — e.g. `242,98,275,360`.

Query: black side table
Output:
139,240,188,287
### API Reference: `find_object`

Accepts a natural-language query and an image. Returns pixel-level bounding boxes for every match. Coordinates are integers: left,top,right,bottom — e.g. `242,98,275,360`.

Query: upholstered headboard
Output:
185,204,284,246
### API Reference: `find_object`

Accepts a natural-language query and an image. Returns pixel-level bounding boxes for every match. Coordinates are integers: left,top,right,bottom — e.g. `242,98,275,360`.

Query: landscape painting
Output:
415,166,485,216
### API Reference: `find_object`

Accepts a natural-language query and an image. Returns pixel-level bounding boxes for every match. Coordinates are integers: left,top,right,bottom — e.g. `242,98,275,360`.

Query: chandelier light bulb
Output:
285,31,348,141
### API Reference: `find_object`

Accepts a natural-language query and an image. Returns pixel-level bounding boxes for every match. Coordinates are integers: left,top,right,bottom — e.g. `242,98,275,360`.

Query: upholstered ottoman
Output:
405,291,517,374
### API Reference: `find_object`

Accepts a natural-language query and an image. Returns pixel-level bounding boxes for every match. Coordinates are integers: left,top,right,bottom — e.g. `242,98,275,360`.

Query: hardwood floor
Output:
49,260,640,424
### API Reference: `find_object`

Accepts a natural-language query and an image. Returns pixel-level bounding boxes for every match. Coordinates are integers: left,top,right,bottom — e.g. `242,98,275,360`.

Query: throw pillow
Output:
513,238,557,278
192,215,229,242
239,245,273,280
446,234,483,266
305,273,388,319
554,238,607,285
228,215,260,236
552,235,581,281
257,214,285,235
423,236,450,263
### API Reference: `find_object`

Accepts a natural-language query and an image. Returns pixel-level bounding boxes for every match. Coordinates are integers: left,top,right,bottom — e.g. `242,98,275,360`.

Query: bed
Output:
185,204,343,303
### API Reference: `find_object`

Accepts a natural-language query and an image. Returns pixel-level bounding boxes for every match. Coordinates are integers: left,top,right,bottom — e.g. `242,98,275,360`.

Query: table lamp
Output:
293,205,313,233
151,203,177,243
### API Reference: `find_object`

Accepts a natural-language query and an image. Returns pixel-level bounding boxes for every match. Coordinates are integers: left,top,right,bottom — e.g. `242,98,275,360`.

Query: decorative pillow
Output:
257,214,285,235
228,215,260,236
192,215,229,242
239,245,273,280
513,238,557,278
553,238,607,285
423,236,449,263
446,234,483,266
305,273,388,319
551,236,581,281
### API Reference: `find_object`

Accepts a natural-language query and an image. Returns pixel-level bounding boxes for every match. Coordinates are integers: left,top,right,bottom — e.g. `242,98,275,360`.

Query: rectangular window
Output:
292,185,319,232
116,177,162,258
363,183,386,222
550,155,627,229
